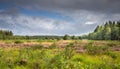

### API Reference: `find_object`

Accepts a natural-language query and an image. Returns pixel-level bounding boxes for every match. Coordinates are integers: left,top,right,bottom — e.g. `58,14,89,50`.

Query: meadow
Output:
0,40,120,69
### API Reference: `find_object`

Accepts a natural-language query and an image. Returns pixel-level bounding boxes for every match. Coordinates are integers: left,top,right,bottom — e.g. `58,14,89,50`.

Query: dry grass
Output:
0,40,120,52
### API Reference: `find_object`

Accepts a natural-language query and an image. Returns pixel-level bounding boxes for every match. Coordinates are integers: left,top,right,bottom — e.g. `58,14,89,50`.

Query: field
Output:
0,40,120,69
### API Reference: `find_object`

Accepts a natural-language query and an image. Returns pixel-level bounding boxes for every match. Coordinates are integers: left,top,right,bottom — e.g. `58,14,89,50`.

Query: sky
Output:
0,0,120,36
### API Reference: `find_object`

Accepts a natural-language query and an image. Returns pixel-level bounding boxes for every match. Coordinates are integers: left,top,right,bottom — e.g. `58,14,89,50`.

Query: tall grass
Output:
85,41,109,55
0,40,120,69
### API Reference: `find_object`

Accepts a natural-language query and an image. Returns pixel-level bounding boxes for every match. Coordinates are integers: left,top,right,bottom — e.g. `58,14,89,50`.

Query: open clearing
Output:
0,40,120,69
0,40,120,52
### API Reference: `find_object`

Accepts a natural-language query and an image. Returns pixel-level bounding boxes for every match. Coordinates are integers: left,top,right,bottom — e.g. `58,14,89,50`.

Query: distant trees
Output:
30,36,63,40
63,34,71,40
71,35,80,40
0,30,13,39
0,30,13,36
83,21,120,40
63,34,80,40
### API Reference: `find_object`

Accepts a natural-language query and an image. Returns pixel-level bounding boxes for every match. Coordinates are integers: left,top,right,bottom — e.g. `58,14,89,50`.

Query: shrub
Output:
63,43,74,60
85,42,108,55
16,59,27,66
14,40,23,44
106,51,117,59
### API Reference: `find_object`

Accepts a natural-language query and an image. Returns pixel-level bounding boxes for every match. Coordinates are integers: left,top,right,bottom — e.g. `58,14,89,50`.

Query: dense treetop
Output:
0,30,13,39
82,21,120,40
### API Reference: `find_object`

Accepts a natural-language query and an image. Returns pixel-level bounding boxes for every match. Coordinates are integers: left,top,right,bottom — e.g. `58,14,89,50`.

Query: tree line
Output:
0,30,13,39
82,21,120,40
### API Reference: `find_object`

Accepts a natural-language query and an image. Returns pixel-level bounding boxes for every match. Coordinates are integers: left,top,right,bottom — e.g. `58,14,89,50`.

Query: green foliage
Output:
29,36,63,40
0,38,120,69
0,40,120,69
14,40,23,44
85,42,108,55
106,51,117,59
71,35,79,40
0,30,13,40
63,43,74,60
82,21,120,40
63,34,71,40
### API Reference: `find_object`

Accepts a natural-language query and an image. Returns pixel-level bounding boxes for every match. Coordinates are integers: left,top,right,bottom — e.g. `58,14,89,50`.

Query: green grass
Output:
85,42,109,55
0,40,120,69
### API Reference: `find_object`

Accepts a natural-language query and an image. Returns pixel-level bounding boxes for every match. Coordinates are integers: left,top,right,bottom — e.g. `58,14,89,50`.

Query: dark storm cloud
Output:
0,0,120,13
0,7,19,16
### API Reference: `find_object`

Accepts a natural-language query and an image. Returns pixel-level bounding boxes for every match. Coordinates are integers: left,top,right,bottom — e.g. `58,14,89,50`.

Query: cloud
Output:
85,22,96,25
22,0,120,13
0,0,120,13
0,14,99,35
0,0,120,35
0,14,75,35
0,10,120,35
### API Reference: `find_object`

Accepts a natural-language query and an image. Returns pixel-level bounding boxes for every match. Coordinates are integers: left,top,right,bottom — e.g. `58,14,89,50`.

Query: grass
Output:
0,40,120,69
85,42,109,55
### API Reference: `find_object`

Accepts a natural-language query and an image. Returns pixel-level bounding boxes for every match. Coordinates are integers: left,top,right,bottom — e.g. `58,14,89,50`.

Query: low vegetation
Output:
0,40,120,69
14,40,24,44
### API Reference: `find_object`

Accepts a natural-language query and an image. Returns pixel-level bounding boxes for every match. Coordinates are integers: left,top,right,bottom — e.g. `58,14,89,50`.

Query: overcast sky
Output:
0,0,120,35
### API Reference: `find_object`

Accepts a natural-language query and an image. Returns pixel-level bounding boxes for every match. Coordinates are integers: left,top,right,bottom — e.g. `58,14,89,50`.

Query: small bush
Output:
106,51,117,59
14,40,23,44
85,42,108,55
16,59,27,66
63,43,74,60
